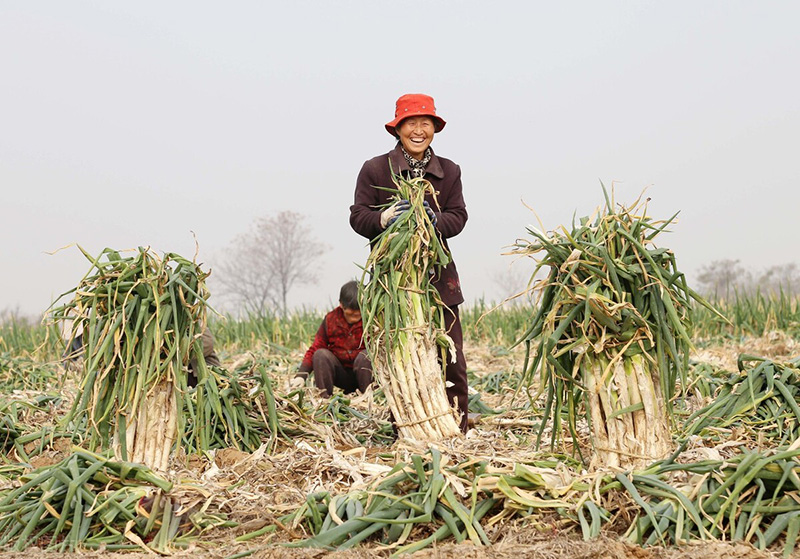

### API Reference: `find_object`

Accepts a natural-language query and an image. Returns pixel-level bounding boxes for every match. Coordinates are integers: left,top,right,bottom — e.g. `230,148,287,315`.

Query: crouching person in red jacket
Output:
293,280,373,397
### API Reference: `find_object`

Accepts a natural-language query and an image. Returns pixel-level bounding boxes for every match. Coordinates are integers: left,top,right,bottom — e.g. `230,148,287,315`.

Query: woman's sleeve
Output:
349,160,384,240
436,164,468,239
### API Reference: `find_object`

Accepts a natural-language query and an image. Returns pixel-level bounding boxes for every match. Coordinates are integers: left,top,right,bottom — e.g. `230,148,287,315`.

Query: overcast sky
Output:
2,1,798,317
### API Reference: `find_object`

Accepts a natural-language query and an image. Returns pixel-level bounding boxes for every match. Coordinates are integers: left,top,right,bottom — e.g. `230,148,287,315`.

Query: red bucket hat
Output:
385,93,446,137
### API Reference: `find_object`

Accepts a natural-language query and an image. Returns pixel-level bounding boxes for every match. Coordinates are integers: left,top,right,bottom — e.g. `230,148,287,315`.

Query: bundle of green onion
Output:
0,448,176,551
0,353,61,391
511,189,720,468
685,355,800,445
50,247,210,470
275,446,800,556
614,448,800,556
270,449,496,554
359,175,461,441
0,395,71,463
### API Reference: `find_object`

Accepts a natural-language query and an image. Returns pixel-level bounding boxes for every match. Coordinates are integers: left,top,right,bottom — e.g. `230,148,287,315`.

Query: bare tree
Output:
695,259,750,296
756,263,800,293
215,211,326,316
491,264,532,305
695,260,800,297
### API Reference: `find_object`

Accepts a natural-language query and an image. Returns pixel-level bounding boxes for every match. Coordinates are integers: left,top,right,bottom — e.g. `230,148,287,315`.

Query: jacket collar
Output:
388,143,445,179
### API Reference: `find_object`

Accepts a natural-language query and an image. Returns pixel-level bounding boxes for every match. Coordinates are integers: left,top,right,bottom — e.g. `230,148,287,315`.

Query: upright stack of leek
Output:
51,247,209,471
360,175,461,440
512,189,717,469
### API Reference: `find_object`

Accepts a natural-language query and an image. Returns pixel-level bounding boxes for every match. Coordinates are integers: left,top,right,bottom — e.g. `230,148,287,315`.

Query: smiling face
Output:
396,116,436,160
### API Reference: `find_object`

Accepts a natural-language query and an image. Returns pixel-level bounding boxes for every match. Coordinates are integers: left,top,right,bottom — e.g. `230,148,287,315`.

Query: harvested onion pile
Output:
51,247,209,471
360,175,461,441
511,189,720,468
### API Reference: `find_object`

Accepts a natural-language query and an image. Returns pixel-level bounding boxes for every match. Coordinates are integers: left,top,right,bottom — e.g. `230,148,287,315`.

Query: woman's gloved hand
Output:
380,200,410,229
423,201,437,225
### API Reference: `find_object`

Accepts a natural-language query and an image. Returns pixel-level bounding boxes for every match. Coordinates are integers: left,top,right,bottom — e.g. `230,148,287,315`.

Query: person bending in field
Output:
292,280,373,397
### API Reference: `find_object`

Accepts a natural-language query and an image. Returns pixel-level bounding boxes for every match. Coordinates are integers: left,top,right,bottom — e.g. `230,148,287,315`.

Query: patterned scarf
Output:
400,144,432,178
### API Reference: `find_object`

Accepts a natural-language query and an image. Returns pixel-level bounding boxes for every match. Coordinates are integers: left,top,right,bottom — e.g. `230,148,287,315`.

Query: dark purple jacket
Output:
350,144,467,307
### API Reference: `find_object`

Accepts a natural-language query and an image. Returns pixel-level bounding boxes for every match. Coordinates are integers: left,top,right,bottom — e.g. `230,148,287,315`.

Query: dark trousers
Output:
444,305,469,433
312,349,373,397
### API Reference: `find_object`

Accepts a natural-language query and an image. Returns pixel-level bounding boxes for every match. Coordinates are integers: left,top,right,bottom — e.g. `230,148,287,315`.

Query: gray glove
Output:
423,201,437,225
380,200,410,229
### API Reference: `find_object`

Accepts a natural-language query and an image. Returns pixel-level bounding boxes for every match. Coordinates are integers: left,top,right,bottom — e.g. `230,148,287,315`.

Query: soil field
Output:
1,332,799,559
0,536,788,558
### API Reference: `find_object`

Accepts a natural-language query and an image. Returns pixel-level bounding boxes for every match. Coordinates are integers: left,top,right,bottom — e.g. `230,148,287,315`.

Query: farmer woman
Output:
293,280,373,397
349,93,469,433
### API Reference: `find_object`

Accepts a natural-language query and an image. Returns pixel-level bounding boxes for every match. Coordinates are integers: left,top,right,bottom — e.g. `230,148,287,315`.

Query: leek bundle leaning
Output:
51,247,210,471
360,175,461,441
511,189,719,469
685,355,800,445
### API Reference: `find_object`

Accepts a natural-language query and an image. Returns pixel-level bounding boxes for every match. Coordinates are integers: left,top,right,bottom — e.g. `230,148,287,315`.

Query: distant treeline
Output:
695,260,800,297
